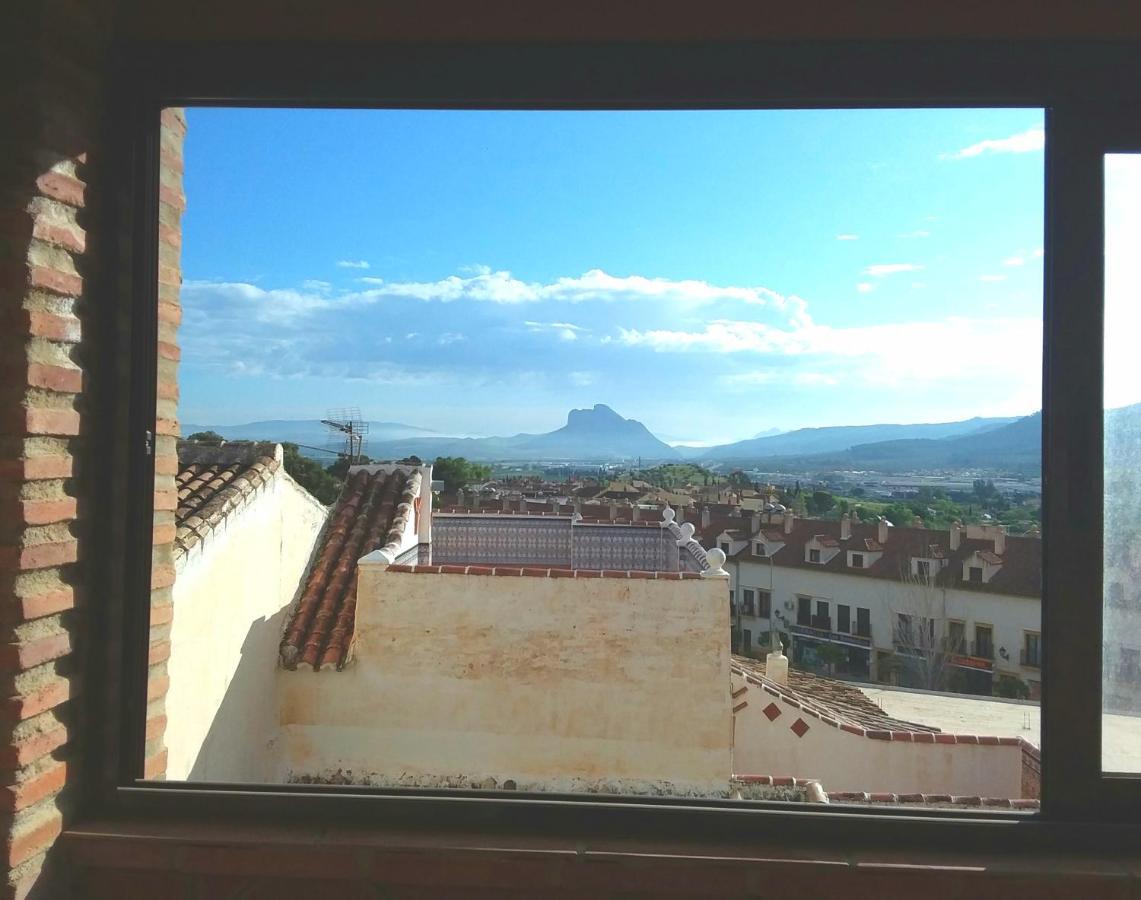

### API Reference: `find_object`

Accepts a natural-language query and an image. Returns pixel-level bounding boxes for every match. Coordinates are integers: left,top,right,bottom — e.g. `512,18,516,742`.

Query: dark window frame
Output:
91,39,1141,849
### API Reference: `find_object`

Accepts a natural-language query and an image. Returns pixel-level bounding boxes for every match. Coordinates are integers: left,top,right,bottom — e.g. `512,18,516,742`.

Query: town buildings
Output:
721,510,1042,698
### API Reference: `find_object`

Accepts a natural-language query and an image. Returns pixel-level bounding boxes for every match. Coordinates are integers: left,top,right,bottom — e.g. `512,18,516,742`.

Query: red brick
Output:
153,490,177,512
35,171,85,208
156,341,180,362
6,807,63,868
954,734,979,744
160,146,185,175
157,300,181,325
143,749,168,780
491,567,521,577
0,633,71,672
0,762,67,813
28,265,82,297
934,733,956,745
32,218,85,254
890,731,913,742
6,589,75,623
160,108,187,133
19,499,76,526
439,565,467,575
3,678,70,723
977,735,1000,745
146,674,170,702
158,185,185,211
574,569,601,578
16,457,72,481
147,641,171,665
152,523,176,544
912,732,935,743
601,570,628,579
0,541,77,571
549,568,575,578
145,714,167,742
26,363,82,393
157,263,180,288
26,311,80,342
520,567,548,577
150,602,173,627
0,726,67,769
772,776,795,786
865,730,891,741
158,223,182,250
154,418,179,437
150,566,175,590
153,455,178,476
465,566,493,576
627,570,654,579
23,408,80,436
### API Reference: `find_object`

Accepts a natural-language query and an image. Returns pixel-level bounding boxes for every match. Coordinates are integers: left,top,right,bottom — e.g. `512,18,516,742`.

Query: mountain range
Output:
183,403,1141,474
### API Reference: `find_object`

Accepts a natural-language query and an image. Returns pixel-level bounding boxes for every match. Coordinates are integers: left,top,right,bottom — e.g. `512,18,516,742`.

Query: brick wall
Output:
0,4,184,895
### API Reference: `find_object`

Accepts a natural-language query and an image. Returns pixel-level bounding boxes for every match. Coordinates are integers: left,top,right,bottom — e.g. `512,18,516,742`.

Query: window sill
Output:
63,809,1141,896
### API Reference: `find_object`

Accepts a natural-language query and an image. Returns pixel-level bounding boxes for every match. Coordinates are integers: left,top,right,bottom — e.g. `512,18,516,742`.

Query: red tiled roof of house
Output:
280,467,421,671
812,534,839,548
732,656,938,734
729,518,1040,598
174,442,283,557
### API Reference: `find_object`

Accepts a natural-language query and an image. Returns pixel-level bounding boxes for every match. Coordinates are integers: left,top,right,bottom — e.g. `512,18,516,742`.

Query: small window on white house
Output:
969,566,983,583
851,553,864,568
809,548,821,563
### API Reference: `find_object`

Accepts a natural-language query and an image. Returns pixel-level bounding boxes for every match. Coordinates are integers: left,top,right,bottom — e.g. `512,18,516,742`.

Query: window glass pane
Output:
1103,153,1141,774
156,106,1042,810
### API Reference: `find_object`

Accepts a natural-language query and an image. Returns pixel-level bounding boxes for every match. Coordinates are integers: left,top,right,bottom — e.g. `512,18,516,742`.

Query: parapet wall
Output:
277,566,731,794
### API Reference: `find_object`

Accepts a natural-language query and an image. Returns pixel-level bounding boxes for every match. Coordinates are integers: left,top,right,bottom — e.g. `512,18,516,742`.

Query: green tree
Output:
186,430,224,443
806,490,836,516
815,643,847,677
433,457,492,494
281,443,342,505
727,469,752,491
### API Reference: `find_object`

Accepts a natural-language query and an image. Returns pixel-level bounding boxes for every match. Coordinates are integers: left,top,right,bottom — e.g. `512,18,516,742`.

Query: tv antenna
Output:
322,407,369,464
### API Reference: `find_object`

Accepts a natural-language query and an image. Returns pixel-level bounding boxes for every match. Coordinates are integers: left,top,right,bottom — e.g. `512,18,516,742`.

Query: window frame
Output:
93,39,1141,845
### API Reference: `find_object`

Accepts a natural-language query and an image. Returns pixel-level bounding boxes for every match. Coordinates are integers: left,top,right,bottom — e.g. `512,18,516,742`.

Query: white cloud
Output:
618,314,1041,394
524,320,588,342
898,230,930,239
569,371,597,386
437,332,466,345
943,125,1045,160
302,279,332,293
856,282,874,294
336,259,370,269
1002,256,1025,267
836,234,859,241
979,274,1007,282
865,263,924,278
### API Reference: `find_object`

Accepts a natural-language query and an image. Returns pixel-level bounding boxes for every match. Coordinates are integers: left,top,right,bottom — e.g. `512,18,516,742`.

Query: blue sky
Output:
179,107,1045,444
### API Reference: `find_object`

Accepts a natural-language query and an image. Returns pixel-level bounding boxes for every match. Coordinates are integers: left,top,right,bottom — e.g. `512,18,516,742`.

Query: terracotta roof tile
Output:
280,468,421,671
174,442,282,557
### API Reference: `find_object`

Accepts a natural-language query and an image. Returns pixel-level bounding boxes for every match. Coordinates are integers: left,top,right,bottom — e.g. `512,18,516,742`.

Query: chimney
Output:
701,506,711,529
784,509,795,535
549,496,559,513
878,516,890,545
456,488,465,509
573,499,582,516
500,495,510,512
517,497,528,514
609,501,618,521
751,511,761,534
766,629,789,686
950,521,961,551
632,505,641,521
840,513,851,541
994,526,1006,555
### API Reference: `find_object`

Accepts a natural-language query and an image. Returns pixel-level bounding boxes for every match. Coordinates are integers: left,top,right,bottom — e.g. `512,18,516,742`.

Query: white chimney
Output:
878,516,890,544
609,501,618,521
840,513,851,541
500,496,510,511
784,509,795,534
701,506,711,529
456,488,465,509
751,512,761,533
518,497,528,514
550,496,559,513
766,629,789,686
632,504,641,521
950,521,961,551
994,526,1006,555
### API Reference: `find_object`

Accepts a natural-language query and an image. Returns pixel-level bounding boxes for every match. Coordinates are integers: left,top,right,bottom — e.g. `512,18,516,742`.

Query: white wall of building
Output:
731,672,1027,796
729,558,1041,689
166,471,328,781
276,568,732,795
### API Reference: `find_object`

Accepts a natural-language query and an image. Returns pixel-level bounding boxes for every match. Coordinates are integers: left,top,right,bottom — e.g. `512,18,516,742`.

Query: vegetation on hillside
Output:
433,457,492,494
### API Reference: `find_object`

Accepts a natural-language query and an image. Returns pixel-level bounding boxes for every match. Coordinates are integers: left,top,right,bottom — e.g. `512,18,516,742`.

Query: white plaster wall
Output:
277,571,732,794
730,673,1025,796
731,560,1040,682
166,471,328,781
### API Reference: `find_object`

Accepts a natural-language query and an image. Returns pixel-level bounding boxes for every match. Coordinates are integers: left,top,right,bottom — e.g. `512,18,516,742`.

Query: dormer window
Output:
720,541,730,554
917,560,931,579
851,553,864,569
809,548,821,563
969,566,983,583
753,541,766,557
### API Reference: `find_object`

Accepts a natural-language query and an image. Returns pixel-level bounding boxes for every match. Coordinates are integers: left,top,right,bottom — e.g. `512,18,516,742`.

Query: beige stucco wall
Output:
731,672,1025,796
277,569,732,795
166,470,328,781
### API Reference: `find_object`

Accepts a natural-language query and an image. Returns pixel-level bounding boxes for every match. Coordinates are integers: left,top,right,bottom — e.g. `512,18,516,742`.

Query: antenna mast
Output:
322,407,369,465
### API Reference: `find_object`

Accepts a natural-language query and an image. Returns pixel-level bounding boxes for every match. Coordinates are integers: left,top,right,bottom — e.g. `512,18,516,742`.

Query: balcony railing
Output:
810,615,832,631
972,641,995,661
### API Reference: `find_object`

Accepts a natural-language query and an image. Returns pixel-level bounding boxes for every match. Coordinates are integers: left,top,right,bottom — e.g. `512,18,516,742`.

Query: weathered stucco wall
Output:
165,471,327,781
730,672,1026,797
278,569,731,795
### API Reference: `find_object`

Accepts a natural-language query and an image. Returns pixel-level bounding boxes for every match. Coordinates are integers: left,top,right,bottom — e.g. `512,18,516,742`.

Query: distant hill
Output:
701,416,1018,461
366,404,679,462
181,419,440,452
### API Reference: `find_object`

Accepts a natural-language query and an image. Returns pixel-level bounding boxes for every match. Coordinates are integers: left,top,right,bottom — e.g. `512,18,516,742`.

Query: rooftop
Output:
280,466,422,671
174,441,283,557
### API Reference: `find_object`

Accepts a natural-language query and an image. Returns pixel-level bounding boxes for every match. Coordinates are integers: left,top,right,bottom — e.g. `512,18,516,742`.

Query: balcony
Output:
972,641,995,660
810,615,832,632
